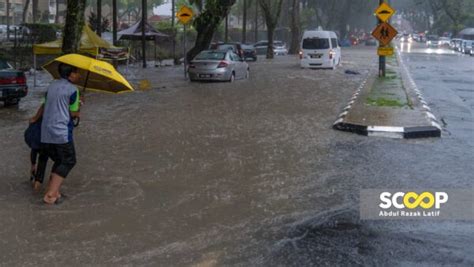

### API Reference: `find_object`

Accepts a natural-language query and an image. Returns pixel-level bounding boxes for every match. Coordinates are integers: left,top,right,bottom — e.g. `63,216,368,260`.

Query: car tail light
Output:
217,61,229,68
188,63,195,69
299,50,303,59
16,76,26,84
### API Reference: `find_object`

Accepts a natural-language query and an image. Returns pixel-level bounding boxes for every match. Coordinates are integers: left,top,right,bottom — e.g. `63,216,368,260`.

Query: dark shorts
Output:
42,142,76,178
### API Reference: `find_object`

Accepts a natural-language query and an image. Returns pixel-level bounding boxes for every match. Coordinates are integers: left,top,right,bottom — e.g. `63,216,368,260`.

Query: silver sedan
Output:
188,50,249,82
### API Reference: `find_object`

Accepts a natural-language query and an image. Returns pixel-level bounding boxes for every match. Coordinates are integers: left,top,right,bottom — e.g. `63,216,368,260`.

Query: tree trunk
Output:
62,0,87,54
22,0,31,23
289,0,300,54
259,0,284,59
186,1,236,62
187,24,218,62
55,0,59,23
32,0,38,23
266,25,275,59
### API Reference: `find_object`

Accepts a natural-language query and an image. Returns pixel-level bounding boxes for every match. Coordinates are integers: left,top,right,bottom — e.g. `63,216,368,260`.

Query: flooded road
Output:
1,47,473,266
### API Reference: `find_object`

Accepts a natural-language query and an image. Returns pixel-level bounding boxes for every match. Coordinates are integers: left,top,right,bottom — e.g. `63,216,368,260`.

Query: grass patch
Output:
367,97,405,107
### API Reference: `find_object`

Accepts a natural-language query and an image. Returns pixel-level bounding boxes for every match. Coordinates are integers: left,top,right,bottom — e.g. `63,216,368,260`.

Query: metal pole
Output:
142,0,147,68
172,0,176,62
378,0,385,77
242,0,247,43
6,0,10,41
184,24,187,78
254,0,258,42
97,0,102,36
113,0,117,45
225,15,229,42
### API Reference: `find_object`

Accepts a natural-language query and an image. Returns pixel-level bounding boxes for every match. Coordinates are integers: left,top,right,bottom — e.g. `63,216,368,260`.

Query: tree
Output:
258,0,284,59
117,0,164,21
88,12,111,32
62,0,87,54
186,0,237,62
22,0,30,23
289,0,300,54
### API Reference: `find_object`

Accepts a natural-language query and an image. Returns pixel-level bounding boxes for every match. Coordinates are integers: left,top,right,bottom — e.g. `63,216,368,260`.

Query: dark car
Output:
241,44,257,61
210,42,244,59
0,59,28,106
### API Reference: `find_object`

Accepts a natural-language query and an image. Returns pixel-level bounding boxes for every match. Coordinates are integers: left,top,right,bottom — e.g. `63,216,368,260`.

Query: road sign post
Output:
372,0,397,77
176,6,194,79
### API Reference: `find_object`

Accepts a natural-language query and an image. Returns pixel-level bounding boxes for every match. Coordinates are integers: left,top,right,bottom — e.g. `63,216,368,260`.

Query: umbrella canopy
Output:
118,19,169,40
42,54,134,94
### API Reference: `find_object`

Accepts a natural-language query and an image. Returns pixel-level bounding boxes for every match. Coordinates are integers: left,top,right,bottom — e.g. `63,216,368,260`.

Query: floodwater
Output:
0,47,473,266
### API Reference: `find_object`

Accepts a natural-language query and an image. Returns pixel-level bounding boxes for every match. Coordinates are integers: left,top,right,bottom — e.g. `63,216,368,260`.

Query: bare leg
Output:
43,173,64,204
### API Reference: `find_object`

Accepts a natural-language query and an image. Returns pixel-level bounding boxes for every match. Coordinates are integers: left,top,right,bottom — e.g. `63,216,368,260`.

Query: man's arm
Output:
29,104,44,123
69,90,80,119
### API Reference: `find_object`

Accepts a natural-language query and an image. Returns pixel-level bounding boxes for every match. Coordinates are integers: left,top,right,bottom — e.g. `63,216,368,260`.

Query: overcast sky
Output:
153,2,172,16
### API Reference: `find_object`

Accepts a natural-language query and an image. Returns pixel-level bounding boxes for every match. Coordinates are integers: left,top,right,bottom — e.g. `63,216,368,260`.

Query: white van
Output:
300,30,341,69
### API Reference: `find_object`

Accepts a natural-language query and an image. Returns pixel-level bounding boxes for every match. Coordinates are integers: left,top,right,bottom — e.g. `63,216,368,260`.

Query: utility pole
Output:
142,0,147,68
97,0,102,36
254,0,258,42
242,0,247,43
378,0,385,77
172,0,176,62
113,0,117,45
6,0,10,41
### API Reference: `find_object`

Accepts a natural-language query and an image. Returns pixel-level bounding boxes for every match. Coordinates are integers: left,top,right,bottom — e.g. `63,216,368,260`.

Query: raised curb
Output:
333,50,441,139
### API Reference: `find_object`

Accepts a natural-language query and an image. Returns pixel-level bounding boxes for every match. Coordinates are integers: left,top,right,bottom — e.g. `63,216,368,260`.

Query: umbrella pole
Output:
83,71,90,93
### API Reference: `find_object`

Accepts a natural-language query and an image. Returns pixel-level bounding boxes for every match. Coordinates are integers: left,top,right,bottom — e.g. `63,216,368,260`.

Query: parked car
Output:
241,44,257,61
450,38,462,50
299,30,341,69
210,42,244,58
188,50,249,82
426,35,440,47
273,41,288,55
365,37,377,46
438,37,451,47
0,59,28,106
254,40,288,56
461,40,474,54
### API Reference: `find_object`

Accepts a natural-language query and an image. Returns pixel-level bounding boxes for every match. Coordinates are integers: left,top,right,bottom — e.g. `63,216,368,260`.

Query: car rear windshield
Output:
217,44,236,51
0,60,11,70
241,45,254,49
195,51,227,60
303,38,330,49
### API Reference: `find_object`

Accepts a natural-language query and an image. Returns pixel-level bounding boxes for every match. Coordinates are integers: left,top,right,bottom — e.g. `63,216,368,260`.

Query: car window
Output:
195,51,227,60
303,38,330,49
331,38,338,48
217,44,236,51
230,53,240,61
0,60,12,70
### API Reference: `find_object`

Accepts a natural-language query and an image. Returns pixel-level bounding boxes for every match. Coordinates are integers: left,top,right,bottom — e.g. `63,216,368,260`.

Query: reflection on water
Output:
398,42,458,55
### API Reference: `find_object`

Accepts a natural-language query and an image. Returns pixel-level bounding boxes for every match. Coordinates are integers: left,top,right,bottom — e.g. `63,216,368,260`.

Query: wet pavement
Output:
0,46,473,266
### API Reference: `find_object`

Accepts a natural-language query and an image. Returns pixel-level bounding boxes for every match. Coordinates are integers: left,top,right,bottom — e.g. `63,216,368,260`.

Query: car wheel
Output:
229,72,235,83
4,98,19,106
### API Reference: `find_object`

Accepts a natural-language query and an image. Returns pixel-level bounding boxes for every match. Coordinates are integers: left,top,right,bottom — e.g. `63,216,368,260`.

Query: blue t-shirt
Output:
41,79,78,144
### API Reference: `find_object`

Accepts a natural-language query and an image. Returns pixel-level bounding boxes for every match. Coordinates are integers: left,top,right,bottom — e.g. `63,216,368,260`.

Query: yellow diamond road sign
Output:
375,2,395,22
177,6,194,24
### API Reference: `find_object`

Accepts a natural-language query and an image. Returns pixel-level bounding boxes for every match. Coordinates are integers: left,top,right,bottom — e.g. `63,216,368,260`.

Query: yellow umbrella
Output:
42,53,134,94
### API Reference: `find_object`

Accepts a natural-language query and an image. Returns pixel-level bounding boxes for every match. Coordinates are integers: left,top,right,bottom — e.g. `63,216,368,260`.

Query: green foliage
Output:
88,12,111,32
22,23,62,43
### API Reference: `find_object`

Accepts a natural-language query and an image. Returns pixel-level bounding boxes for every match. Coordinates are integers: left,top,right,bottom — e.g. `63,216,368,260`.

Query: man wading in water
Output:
36,63,81,204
